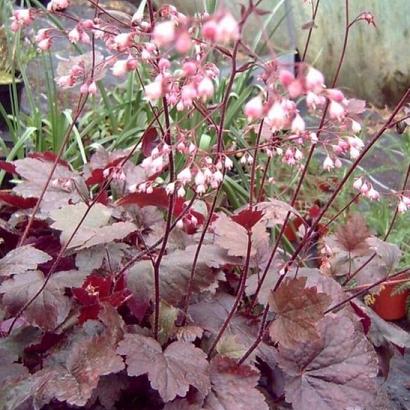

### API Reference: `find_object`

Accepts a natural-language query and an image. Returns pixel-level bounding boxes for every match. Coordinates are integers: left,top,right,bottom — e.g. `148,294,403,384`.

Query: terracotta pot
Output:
372,277,409,321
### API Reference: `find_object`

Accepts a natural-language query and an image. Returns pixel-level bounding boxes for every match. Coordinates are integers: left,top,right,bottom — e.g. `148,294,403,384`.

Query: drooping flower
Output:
10,9,34,32
145,79,163,102
197,76,214,100
305,67,324,93
47,0,70,12
177,167,192,184
244,96,263,121
153,20,176,47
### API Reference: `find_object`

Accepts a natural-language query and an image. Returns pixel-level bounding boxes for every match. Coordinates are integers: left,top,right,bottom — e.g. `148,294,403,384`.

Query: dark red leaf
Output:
95,190,109,205
118,187,185,215
126,295,150,322
25,332,64,355
204,356,269,409
268,277,330,348
86,169,105,185
0,160,16,174
26,234,76,273
28,151,70,168
141,127,159,157
0,192,37,209
283,216,305,241
277,315,378,410
72,287,99,306
350,301,371,334
73,274,131,323
308,204,321,219
231,208,264,231
78,304,102,323
117,334,210,402
86,155,128,186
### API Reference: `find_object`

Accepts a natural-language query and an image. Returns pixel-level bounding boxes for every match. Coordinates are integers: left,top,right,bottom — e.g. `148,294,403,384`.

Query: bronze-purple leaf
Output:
0,270,87,331
0,245,52,277
203,356,268,410
117,333,210,402
0,348,28,384
277,315,378,410
268,277,330,348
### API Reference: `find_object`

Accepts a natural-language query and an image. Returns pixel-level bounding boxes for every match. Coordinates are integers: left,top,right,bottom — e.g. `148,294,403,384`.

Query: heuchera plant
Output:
0,0,409,409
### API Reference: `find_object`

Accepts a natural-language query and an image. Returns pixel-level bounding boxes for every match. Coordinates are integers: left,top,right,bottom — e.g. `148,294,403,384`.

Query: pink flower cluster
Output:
353,177,380,201
244,64,367,172
10,1,404,212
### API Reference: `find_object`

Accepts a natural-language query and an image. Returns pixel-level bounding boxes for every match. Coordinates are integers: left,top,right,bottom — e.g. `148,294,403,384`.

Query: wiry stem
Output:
342,162,410,287
251,0,352,306
7,136,143,335
301,0,321,61
18,95,88,247
325,267,410,314
208,230,253,357
153,96,175,340
249,120,264,206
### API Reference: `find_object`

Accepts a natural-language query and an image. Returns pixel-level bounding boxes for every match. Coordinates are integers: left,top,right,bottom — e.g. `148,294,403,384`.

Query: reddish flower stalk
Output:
17,94,88,247
208,230,253,357
342,162,410,286
240,85,410,363
153,96,175,340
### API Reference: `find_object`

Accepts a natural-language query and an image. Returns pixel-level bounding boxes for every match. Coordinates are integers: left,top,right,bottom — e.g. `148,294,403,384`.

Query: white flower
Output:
398,200,408,213
224,157,233,170
353,177,363,191
47,0,70,12
351,120,362,134
291,115,305,133
323,155,334,171
165,182,175,195
114,33,131,50
305,67,324,92
267,102,286,131
177,186,186,197
366,185,380,201
112,60,128,77
195,170,206,186
398,195,410,213
216,13,239,43
196,184,206,194
329,101,345,121
177,168,192,184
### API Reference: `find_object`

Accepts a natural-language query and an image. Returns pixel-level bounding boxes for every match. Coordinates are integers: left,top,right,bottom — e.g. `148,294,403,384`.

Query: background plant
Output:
0,0,409,409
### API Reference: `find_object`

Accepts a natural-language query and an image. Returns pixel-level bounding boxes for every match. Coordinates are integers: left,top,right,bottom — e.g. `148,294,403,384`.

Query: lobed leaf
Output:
213,213,268,258
12,157,84,212
268,277,331,348
0,270,86,331
117,333,210,402
126,244,235,305
0,245,52,277
50,202,137,249
277,315,378,410
203,356,268,410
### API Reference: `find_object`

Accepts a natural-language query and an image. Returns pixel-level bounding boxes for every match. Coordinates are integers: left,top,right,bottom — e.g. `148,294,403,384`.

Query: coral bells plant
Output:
0,0,409,409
